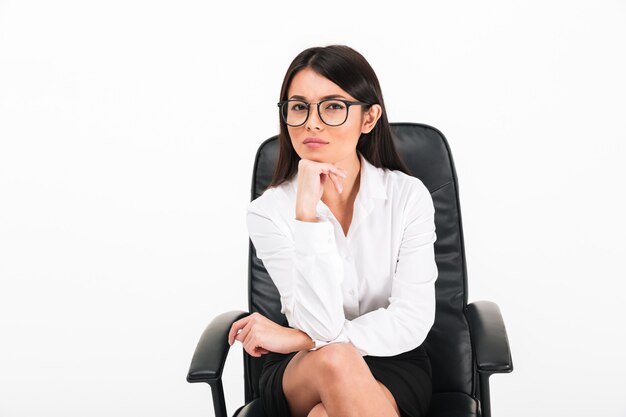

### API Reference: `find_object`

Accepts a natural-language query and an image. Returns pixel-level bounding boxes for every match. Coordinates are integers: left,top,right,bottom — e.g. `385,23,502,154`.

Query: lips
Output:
303,137,329,144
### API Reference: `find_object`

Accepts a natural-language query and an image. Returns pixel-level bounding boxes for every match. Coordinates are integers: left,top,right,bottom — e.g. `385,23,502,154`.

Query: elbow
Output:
322,319,346,341
304,317,345,342
288,310,345,342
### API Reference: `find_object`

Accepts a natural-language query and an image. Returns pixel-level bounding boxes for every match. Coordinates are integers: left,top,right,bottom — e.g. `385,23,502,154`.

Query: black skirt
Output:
259,343,432,417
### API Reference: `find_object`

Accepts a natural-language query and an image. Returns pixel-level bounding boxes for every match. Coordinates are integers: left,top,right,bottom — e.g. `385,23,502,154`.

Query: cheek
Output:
338,123,363,143
288,128,306,154
286,128,297,145
287,126,303,141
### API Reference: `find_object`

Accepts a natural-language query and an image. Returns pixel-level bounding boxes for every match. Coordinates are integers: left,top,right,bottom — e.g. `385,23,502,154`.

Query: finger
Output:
242,343,256,357
300,159,345,177
228,322,240,345
243,336,261,357
329,165,348,178
241,326,256,348
228,324,236,345
235,321,254,344
228,316,249,345
243,327,267,358
316,165,342,189
319,172,327,186
329,172,343,193
320,165,347,181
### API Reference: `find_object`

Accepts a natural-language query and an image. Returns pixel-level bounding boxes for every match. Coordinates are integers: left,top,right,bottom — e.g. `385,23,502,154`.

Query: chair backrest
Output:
244,123,475,402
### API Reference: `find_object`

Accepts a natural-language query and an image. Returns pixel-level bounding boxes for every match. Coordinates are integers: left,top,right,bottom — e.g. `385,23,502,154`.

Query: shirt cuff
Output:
294,217,336,254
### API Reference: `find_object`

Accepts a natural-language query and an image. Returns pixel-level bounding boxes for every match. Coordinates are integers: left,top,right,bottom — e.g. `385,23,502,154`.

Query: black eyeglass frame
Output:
277,99,372,127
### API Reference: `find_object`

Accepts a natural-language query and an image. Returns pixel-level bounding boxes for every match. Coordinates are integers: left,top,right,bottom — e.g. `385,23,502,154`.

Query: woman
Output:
228,45,438,417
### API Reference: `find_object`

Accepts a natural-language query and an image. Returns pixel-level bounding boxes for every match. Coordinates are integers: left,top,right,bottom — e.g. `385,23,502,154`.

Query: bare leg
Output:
307,402,328,417
376,380,401,416
307,381,400,417
283,343,400,417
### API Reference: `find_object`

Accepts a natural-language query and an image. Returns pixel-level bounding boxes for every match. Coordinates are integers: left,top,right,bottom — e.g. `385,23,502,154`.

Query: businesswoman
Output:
228,45,438,417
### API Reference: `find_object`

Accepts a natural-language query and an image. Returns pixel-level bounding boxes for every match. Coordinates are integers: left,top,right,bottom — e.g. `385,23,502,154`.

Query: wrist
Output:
296,215,318,223
295,209,318,222
295,200,318,222
296,329,315,351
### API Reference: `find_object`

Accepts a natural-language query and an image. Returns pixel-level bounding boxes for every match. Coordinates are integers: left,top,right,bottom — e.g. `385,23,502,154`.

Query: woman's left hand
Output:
227,312,307,357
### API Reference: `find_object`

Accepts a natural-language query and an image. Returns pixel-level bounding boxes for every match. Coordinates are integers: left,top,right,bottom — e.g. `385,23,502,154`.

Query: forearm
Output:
286,218,346,341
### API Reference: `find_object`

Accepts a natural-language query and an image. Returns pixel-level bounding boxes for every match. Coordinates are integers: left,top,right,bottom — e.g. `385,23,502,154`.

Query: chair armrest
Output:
187,310,250,383
466,301,513,374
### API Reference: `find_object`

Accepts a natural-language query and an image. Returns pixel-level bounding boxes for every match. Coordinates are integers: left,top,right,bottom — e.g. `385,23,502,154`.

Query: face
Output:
285,67,380,164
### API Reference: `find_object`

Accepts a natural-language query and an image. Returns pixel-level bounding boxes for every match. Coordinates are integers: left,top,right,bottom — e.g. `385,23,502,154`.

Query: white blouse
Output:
246,151,438,357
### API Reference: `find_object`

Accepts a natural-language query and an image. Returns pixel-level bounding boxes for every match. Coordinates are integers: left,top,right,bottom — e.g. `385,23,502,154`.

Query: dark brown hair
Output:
268,45,411,188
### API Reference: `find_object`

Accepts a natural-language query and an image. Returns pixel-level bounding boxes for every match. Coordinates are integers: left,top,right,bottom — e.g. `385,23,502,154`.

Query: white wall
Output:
1,1,624,416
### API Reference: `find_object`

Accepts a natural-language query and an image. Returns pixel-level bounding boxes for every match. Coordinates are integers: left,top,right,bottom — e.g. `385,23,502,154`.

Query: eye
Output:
324,101,346,111
290,102,308,112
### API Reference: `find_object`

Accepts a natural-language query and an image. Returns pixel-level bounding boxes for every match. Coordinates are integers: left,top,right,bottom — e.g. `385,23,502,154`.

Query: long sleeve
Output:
246,197,347,342
314,181,438,357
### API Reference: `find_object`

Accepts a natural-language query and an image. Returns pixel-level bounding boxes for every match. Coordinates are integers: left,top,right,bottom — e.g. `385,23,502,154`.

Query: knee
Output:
307,402,328,417
314,343,363,377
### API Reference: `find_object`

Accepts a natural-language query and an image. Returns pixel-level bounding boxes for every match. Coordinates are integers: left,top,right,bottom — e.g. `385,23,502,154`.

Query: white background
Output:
1,1,625,416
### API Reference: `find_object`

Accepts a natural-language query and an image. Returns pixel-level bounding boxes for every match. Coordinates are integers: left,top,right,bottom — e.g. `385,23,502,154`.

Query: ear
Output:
361,104,383,134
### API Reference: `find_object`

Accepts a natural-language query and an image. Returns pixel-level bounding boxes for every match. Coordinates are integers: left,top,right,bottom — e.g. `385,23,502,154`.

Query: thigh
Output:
282,350,323,417
377,380,401,417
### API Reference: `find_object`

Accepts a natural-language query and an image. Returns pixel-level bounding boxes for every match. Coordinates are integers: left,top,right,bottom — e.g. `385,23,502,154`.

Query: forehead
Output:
287,67,354,100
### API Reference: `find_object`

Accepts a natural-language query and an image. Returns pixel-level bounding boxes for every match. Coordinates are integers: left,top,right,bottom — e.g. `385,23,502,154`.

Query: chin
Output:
306,155,328,163
297,146,327,158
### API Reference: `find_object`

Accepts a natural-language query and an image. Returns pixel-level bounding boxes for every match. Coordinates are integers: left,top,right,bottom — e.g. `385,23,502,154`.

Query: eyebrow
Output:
288,94,348,101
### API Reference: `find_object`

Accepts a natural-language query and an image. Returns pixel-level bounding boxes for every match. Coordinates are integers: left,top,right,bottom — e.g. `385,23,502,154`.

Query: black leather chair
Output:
187,122,513,417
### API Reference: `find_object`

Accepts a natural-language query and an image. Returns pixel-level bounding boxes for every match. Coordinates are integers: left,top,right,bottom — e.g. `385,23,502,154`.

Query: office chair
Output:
187,122,513,417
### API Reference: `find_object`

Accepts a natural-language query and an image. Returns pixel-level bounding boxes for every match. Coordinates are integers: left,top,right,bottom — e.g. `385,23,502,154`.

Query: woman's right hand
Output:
295,159,348,222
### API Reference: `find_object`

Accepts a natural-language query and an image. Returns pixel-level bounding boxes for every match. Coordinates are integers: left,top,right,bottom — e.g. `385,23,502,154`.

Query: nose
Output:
305,104,324,131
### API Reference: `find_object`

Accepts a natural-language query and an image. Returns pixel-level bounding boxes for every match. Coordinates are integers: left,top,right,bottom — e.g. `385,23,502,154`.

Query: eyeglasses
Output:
277,99,371,127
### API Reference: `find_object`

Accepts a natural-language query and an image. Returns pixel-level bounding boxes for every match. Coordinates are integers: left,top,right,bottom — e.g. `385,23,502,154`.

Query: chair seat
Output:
232,392,479,417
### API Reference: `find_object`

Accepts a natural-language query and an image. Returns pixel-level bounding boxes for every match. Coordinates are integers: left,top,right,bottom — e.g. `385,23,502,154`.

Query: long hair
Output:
268,45,411,188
